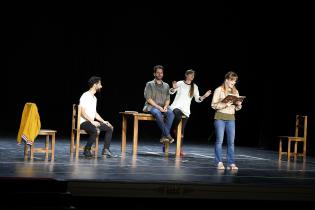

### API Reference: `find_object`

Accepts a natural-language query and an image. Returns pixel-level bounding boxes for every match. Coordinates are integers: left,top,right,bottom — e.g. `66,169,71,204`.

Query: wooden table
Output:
120,112,184,157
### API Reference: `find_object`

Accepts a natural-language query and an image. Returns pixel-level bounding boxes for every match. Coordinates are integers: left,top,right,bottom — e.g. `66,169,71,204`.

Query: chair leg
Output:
279,139,282,160
30,144,34,159
75,132,80,158
70,131,75,154
95,135,99,157
45,135,49,160
164,142,169,156
294,141,298,159
51,133,55,161
287,139,291,160
24,143,28,159
302,141,306,160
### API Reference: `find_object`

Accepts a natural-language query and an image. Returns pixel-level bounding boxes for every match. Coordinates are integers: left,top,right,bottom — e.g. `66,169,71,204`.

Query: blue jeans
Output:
214,119,235,165
149,107,175,137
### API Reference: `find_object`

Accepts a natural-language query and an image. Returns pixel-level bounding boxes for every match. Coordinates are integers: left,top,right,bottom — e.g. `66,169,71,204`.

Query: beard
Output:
155,75,163,80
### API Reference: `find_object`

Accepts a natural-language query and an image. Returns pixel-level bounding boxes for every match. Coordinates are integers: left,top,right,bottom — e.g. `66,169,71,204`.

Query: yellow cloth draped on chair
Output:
17,103,41,145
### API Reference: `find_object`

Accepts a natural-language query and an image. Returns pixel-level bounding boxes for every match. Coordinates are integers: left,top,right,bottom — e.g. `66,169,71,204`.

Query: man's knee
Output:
150,109,162,118
167,109,175,117
88,128,99,136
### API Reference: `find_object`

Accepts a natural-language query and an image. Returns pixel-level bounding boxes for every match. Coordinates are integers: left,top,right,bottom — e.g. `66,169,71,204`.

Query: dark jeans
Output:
172,108,188,142
80,121,113,149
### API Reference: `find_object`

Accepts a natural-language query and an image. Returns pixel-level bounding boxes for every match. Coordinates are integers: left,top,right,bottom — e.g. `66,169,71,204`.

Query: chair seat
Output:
39,129,57,134
279,136,305,141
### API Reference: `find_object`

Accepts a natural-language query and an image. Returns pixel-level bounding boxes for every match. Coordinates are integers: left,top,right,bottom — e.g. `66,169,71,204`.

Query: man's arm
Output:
163,99,170,110
95,112,113,128
81,107,100,127
95,112,105,123
147,98,164,112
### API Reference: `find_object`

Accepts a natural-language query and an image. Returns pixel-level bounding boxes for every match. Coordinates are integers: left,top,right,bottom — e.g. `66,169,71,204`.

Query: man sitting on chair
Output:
143,65,175,143
79,76,115,158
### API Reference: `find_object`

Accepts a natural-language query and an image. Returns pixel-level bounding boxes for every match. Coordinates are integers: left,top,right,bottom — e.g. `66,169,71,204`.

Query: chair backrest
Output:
71,104,82,132
295,115,307,140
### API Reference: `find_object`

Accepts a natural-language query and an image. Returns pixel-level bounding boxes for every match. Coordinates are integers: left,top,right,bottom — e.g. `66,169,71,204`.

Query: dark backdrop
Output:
2,4,314,155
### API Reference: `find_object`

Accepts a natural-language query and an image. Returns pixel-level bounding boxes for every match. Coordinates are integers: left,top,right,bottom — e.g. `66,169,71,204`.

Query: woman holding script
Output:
211,71,243,170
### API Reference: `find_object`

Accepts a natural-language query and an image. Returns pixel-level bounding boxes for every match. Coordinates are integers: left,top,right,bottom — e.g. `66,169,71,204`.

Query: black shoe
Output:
102,148,117,158
166,135,175,144
83,148,93,158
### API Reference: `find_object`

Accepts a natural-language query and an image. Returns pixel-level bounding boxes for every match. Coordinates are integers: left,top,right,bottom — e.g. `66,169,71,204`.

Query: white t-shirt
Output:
79,91,97,124
169,81,202,117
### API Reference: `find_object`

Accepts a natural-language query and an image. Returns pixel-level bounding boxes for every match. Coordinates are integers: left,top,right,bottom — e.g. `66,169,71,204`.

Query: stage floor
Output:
1,137,315,202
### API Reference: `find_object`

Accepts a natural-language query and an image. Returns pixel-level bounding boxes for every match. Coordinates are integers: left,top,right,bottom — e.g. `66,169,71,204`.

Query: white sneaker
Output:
217,162,225,170
226,164,238,170
160,136,169,143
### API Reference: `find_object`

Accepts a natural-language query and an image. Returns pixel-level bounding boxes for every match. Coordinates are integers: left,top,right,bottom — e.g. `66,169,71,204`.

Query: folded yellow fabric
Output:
17,103,41,145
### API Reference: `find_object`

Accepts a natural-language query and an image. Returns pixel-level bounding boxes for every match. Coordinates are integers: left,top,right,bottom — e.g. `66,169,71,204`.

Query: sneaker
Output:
160,136,169,143
102,148,117,158
226,164,238,170
83,148,93,158
217,162,225,170
166,135,175,144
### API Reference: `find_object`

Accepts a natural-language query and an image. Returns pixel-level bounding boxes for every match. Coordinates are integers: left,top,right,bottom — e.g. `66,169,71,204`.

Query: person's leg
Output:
80,121,98,157
98,122,117,157
181,117,188,139
98,122,113,150
164,108,175,137
226,120,236,166
150,107,168,137
172,108,183,137
214,120,225,165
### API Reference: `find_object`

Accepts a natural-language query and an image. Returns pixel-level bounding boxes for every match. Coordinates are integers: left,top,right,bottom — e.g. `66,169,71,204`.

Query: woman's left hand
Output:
235,101,242,106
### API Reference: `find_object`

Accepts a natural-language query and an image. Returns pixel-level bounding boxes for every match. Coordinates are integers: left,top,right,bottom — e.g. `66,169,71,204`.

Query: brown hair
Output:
221,71,238,94
185,69,195,97
153,65,164,73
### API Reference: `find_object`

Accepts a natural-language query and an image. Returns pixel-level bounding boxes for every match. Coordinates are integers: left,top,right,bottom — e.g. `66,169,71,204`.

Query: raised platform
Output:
1,137,315,208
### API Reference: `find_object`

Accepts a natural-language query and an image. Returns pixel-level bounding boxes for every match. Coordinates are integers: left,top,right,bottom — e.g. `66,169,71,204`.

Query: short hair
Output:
153,65,164,73
88,76,101,88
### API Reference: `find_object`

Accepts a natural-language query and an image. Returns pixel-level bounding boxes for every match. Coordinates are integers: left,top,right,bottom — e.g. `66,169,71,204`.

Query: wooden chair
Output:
18,102,57,161
24,129,57,161
278,115,308,161
70,104,100,158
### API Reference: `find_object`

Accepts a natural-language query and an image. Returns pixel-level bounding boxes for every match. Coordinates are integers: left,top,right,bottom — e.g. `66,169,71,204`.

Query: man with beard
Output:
79,76,115,158
143,65,175,143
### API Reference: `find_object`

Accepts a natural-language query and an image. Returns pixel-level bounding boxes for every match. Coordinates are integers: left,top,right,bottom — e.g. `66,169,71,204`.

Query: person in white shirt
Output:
79,76,115,158
169,69,211,156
